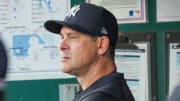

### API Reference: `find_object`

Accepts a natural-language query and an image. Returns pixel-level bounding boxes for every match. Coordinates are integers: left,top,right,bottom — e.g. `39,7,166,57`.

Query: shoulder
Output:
80,92,123,101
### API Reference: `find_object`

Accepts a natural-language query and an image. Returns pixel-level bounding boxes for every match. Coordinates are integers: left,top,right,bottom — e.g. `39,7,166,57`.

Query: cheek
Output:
72,43,97,60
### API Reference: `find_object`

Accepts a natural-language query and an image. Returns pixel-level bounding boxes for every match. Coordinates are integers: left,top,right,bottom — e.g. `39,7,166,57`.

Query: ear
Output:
96,36,109,55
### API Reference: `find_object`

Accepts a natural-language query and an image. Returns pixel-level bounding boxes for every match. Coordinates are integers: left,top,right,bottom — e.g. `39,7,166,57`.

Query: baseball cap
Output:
44,3,118,48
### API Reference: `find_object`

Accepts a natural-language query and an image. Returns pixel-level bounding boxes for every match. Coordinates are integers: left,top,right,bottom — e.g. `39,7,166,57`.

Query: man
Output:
44,3,135,101
0,40,8,101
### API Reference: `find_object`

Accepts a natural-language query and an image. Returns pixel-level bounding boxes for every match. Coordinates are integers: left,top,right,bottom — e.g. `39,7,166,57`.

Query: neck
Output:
77,57,116,90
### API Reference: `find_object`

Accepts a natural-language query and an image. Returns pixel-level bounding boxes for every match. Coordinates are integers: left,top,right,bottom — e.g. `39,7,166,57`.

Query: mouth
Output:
61,56,70,62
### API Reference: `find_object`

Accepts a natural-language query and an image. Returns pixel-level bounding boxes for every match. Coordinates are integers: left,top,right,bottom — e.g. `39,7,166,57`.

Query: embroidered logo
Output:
67,5,80,18
101,27,108,35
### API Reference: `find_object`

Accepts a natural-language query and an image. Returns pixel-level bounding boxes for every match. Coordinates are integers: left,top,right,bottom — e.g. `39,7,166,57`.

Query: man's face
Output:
59,26,98,76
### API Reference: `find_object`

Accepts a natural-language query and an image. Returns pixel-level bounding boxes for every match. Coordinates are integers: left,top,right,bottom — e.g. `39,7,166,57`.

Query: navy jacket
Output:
73,72,135,101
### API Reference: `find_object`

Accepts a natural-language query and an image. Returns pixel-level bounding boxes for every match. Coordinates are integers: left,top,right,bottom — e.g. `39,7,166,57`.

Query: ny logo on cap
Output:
67,5,80,18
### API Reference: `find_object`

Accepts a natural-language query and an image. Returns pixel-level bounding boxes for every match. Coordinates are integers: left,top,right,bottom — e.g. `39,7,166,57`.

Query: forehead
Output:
60,26,81,35
59,26,99,40
60,26,95,39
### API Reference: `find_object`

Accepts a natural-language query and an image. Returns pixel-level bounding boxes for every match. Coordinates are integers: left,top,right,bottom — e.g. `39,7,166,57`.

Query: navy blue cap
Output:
44,3,118,48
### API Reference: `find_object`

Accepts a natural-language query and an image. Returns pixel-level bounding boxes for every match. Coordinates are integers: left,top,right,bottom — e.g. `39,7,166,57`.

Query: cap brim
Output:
44,20,91,35
44,20,66,34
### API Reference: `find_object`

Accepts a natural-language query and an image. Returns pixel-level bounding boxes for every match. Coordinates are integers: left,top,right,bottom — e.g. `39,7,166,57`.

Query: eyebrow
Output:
60,32,80,37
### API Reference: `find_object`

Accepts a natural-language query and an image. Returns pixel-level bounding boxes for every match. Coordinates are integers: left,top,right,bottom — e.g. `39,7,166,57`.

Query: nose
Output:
59,38,69,51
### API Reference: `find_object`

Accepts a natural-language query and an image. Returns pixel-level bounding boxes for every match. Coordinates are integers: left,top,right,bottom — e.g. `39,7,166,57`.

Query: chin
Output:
60,68,77,76
60,67,71,73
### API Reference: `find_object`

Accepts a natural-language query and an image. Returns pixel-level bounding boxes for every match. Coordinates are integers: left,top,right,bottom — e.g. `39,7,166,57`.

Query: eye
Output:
70,35,78,38
60,34,64,39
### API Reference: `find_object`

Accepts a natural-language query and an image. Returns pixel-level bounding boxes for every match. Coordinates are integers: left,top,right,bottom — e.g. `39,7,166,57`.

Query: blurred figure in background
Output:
168,84,180,101
0,39,8,101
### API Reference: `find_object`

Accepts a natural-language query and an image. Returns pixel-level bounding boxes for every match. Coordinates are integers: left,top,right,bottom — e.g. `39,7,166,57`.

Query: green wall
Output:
5,0,180,101
120,0,180,101
6,78,78,101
